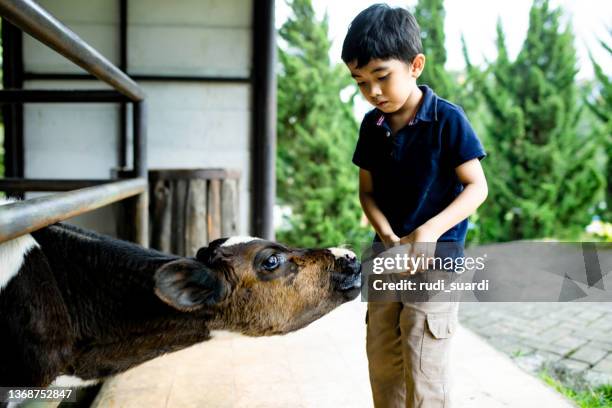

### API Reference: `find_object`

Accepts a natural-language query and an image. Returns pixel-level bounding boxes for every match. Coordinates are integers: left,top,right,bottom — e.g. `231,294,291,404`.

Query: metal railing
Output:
0,0,148,246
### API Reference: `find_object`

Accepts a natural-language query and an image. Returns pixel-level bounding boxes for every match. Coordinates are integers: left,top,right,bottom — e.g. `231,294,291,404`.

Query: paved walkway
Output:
90,299,575,407
461,302,612,385
459,242,612,386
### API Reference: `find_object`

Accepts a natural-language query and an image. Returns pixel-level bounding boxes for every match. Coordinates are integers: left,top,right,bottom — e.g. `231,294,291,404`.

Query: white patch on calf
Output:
220,236,260,247
51,375,100,388
0,199,40,291
328,247,356,260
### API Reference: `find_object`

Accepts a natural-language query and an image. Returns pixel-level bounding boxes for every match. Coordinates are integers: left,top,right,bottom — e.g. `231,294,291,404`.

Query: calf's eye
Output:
263,254,281,270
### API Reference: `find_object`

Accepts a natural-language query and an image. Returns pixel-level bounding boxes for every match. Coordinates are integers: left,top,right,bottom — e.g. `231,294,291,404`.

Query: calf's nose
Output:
328,248,362,297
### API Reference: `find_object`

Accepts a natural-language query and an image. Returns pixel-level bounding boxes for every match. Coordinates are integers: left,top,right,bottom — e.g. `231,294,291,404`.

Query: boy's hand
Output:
399,224,440,273
380,232,401,248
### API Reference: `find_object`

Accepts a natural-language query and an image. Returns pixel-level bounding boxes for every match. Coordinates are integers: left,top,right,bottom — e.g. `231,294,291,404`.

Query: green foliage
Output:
0,125,4,178
413,0,455,100
414,0,485,244
467,0,604,242
586,32,612,222
541,372,612,408
276,0,370,248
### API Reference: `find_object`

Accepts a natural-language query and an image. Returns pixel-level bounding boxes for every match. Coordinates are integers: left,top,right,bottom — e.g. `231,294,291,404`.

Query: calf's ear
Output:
154,259,229,311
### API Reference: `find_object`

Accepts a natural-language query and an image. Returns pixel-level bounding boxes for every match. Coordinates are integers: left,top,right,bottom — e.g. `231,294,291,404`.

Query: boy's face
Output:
347,57,424,114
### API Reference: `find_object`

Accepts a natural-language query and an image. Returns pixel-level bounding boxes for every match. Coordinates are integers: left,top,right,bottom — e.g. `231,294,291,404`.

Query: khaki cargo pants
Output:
366,285,459,408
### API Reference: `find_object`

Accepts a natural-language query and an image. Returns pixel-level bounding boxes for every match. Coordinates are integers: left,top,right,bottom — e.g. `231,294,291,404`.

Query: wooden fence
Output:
149,169,240,257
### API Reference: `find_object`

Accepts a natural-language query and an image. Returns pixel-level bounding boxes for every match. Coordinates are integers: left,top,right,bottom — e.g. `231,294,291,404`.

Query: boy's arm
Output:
359,169,400,246
400,158,488,245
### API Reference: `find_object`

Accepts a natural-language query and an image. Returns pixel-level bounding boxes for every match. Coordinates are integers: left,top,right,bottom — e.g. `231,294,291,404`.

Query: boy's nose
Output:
369,85,382,98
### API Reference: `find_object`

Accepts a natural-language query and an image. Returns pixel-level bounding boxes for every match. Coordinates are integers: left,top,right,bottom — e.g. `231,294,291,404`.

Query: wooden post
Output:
221,179,239,237
185,179,207,257
207,179,222,243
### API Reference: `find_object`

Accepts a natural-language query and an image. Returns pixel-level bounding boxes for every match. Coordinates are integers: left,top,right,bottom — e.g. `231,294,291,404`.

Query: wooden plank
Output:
207,179,221,241
221,179,238,237
185,179,208,256
149,168,240,182
151,179,172,252
171,179,188,256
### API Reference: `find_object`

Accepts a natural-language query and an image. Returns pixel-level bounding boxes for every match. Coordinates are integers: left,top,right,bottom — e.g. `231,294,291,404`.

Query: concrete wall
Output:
22,0,253,240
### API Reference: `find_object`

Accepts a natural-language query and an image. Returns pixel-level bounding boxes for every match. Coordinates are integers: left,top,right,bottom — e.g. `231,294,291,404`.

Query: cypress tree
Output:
587,35,612,222
413,0,456,100
477,0,604,241
276,0,369,247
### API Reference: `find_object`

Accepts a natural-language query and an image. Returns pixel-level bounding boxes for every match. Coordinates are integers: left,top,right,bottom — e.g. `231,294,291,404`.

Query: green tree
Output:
413,0,455,100
587,33,612,222
475,0,604,242
276,0,369,248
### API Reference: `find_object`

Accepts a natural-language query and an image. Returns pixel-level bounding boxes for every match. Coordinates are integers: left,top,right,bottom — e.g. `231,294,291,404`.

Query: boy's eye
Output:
357,81,366,87
378,74,389,81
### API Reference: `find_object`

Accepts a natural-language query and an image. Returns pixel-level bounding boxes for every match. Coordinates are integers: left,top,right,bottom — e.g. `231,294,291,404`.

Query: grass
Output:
539,361,612,408
541,374,612,407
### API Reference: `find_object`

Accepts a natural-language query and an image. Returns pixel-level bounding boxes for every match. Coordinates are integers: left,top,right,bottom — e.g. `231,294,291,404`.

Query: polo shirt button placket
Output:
385,131,394,157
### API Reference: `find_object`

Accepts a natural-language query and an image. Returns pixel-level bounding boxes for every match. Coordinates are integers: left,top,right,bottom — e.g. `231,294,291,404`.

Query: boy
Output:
342,4,488,408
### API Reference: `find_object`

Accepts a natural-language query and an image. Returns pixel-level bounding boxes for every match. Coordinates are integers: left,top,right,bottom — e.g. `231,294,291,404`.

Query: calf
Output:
0,222,361,388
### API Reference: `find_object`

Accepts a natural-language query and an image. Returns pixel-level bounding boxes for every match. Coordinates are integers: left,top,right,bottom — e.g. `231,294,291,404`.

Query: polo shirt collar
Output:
374,84,438,128
414,85,438,123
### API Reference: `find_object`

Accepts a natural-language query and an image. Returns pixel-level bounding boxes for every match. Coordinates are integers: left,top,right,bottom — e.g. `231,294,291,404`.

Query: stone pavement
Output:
460,302,612,385
459,242,612,386
90,299,575,407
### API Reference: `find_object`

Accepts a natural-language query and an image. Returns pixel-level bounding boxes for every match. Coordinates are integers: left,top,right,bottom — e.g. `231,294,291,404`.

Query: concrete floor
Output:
87,299,576,408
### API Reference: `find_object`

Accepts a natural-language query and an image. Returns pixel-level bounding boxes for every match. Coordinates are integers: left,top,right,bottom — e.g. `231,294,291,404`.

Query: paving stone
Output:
579,311,605,323
588,319,612,332
587,333,612,345
585,370,612,387
568,346,608,365
537,327,573,342
559,358,590,372
592,354,612,373
520,339,566,355
534,350,564,363
455,297,612,389
551,337,588,355
514,354,547,373
589,340,612,352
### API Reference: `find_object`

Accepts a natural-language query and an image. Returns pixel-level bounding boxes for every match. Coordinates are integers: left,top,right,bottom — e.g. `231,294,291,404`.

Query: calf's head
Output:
154,237,361,336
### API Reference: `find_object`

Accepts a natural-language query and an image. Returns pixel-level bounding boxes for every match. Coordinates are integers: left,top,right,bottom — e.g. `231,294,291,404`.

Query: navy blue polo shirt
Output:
352,85,486,243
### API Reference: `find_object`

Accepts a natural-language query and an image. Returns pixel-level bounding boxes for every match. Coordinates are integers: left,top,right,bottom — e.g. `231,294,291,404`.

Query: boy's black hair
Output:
341,3,423,68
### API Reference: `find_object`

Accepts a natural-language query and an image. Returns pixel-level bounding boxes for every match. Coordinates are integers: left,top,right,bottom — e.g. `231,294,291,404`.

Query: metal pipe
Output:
0,89,129,103
0,178,112,192
0,0,144,101
23,72,251,83
133,101,147,178
251,0,276,240
0,178,147,244
1,20,24,185
133,100,149,247
118,0,128,169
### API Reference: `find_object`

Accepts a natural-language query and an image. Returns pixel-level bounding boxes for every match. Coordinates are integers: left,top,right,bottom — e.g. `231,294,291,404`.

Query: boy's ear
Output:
411,53,426,76
154,259,229,312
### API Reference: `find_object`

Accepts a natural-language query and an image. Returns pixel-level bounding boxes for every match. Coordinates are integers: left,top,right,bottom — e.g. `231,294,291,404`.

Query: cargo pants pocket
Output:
420,312,456,380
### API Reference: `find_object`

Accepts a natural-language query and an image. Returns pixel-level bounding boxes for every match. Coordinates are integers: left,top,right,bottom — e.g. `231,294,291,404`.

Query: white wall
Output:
22,0,253,238
128,0,251,77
